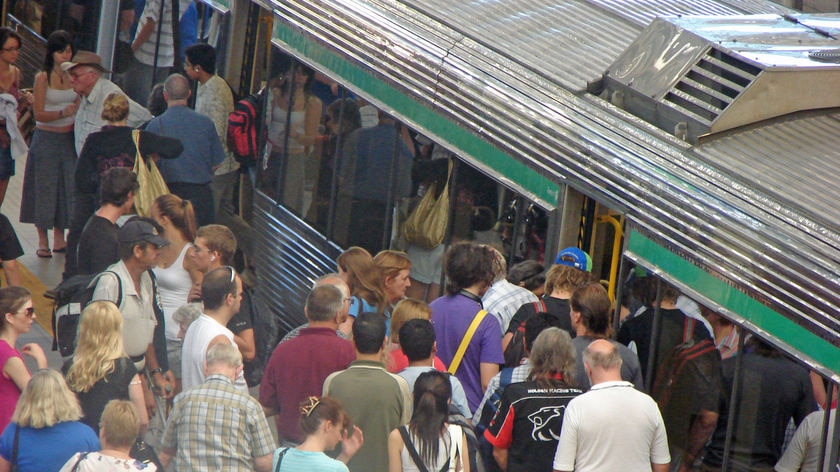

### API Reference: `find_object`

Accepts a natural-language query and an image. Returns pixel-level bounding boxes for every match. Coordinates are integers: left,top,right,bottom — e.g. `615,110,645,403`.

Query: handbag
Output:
130,438,163,469
131,129,170,217
403,160,452,249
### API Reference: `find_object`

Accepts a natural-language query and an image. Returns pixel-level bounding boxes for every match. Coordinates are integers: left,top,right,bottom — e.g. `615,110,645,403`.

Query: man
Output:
482,246,538,336
185,225,255,379
184,43,253,255
62,51,151,279
569,282,644,391
260,283,356,445
160,343,274,472
279,273,351,342
396,318,471,417
145,73,225,226
92,219,171,393
430,242,503,413
77,168,138,276
181,266,247,392
124,0,176,103
701,305,740,360
553,340,671,472
323,312,412,472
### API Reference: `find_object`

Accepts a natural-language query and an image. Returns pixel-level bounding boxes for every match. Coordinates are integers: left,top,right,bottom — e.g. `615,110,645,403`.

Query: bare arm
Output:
129,374,149,435
652,463,670,472
119,9,135,33
480,362,500,393
0,455,11,472
388,429,404,472
460,432,471,472
254,453,273,472
132,18,156,52
207,334,232,351
492,447,508,471
158,448,174,468
3,356,31,391
1,260,20,287
501,332,514,352
233,328,256,362
678,409,718,471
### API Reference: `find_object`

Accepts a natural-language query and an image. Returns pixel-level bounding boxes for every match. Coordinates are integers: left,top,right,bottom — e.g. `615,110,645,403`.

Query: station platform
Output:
4,150,67,372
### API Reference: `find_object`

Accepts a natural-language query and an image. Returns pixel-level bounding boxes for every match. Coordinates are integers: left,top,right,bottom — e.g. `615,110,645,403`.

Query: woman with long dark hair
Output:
388,371,470,472
0,27,28,208
19,30,77,258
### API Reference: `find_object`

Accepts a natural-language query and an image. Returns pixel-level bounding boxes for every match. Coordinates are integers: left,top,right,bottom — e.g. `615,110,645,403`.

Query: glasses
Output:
15,307,35,318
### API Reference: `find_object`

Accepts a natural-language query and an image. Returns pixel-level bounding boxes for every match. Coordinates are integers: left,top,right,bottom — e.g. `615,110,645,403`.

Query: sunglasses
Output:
15,307,35,318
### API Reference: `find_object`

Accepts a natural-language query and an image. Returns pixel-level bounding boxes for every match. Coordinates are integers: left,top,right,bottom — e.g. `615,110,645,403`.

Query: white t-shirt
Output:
775,408,837,472
181,314,247,392
553,381,670,472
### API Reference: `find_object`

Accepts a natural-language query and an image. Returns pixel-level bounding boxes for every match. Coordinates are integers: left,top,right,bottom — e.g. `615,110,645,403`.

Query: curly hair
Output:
544,264,592,295
443,242,496,295
65,301,125,393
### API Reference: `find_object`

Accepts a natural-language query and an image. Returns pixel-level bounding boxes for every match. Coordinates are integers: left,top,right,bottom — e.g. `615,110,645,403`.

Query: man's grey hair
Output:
172,302,202,326
206,343,242,368
164,73,190,101
582,340,622,370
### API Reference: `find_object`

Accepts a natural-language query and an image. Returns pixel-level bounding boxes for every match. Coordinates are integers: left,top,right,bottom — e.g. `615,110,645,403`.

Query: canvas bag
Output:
403,160,452,248
131,130,169,217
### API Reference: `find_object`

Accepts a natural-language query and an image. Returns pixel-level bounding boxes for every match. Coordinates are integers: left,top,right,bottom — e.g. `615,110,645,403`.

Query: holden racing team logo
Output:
527,405,567,441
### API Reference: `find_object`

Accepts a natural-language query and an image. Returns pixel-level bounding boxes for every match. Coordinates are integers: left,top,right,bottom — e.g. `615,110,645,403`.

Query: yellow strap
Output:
448,309,488,375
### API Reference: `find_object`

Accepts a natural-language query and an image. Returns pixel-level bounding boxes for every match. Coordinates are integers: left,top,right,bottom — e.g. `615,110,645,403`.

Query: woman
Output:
262,64,322,212
69,92,182,276
63,301,148,435
0,286,46,432
336,247,385,336
273,396,363,471
386,299,445,373
388,371,470,472
312,98,361,229
0,369,99,472
60,400,156,472
0,27,27,207
151,194,200,393
375,250,412,310
19,30,78,258
483,328,581,471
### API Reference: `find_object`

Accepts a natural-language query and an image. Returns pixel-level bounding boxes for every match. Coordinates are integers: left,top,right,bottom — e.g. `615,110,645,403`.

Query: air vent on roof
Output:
595,15,840,142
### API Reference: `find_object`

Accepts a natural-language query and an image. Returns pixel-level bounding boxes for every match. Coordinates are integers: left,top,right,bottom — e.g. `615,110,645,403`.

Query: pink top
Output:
0,339,23,432
387,345,447,373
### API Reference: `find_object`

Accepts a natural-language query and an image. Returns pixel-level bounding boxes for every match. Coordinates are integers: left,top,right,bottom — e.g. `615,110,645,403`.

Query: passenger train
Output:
4,0,840,468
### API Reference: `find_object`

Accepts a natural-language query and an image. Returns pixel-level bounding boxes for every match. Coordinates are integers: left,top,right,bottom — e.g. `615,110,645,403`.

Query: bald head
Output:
314,273,351,323
164,73,191,102
582,339,623,385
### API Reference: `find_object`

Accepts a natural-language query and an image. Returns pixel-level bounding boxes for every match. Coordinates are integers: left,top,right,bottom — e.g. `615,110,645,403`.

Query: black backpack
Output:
227,88,266,167
503,300,546,368
51,271,122,357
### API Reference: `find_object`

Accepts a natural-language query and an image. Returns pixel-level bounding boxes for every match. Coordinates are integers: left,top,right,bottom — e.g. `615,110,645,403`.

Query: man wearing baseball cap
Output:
92,218,174,406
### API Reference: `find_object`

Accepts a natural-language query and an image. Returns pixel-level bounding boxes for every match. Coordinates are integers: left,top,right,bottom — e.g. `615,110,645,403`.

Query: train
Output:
5,0,840,468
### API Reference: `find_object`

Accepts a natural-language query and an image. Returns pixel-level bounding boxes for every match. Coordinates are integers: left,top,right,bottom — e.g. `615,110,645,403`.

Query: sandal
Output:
36,248,52,258
52,246,67,253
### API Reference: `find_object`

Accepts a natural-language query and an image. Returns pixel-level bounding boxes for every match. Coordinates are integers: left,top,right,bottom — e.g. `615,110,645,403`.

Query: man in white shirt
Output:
553,339,670,472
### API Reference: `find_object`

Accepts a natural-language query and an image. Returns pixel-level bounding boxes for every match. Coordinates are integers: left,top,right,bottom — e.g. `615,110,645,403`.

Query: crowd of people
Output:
0,14,833,472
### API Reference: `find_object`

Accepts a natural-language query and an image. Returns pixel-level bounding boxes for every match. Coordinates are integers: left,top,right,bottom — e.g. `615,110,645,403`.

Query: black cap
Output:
119,220,170,247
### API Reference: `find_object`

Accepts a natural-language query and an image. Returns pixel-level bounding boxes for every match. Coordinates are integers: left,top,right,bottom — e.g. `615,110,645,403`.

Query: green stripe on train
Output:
270,18,559,206
627,229,840,376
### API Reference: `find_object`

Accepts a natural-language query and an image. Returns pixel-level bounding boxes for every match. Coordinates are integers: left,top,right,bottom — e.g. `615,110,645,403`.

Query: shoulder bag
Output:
131,129,170,217
448,309,488,375
403,160,452,248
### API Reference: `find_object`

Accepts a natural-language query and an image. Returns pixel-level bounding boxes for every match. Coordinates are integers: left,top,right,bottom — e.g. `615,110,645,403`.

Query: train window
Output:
613,266,838,470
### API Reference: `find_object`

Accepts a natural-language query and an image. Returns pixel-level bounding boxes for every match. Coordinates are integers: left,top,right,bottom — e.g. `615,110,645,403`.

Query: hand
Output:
188,282,202,303
20,343,47,368
153,370,175,399
339,425,364,462
142,378,156,417
63,101,79,117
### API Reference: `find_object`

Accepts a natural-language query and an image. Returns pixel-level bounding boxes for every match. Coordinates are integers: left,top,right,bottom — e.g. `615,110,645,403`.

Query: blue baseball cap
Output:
554,247,592,272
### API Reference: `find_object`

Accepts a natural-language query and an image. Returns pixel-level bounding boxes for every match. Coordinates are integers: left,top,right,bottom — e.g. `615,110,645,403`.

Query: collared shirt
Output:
91,260,157,367
482,279,539,336
145,105,225,184
196,74,239,175
716,327,740,360
75,78,152,154
398,365,471,417
162,374,274,472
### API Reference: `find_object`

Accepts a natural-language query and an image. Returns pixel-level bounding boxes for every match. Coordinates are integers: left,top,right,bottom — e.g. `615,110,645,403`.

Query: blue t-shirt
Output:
0,421,100,472
273,448,348,472
348,296,391,335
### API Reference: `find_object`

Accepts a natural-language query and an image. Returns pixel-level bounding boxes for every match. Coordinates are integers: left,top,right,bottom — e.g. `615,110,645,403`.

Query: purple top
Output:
430,294,504,413
0,340,22,433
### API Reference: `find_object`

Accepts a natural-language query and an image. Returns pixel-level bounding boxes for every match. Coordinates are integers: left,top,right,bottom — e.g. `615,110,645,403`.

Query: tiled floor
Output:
4,150,66,371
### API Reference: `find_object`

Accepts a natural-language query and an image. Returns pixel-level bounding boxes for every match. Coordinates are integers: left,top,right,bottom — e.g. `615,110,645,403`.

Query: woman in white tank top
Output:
150,194,201,395
19,30,79,259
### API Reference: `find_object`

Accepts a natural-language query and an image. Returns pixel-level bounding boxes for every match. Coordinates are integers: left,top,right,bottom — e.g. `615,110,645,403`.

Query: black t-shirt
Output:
505,296,573,338
62,356,137,434
77,215,119,276
0,213,23,262
484,380,582,472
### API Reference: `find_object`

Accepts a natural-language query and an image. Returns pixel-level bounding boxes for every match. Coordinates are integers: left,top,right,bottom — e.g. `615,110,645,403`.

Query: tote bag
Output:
131,130,170,217
403,160,452,249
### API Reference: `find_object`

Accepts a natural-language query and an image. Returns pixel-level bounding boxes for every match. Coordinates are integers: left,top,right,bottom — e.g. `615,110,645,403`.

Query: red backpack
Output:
227,89,265,166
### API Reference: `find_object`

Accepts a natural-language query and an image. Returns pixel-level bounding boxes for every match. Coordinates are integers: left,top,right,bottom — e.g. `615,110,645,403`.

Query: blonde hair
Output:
101,92,129,122
374,250,412,282
12,369,82,428
337,247,385,312
206,343,243,368
100,400,140,448
65,301,126,393
544,264,592,294
389,298,432,343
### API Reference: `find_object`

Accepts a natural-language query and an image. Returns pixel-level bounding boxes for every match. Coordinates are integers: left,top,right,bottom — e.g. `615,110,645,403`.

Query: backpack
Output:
473,367,515,472
51,271,122,357
448,410,485,472
227,88,266,166
503,300,546,368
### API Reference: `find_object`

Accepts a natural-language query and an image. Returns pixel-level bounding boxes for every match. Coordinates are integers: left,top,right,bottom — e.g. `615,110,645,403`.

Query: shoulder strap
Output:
448,309,488,375
500,367,514,388
399,426,431,472
273,447,290,472
682,317,695,343
11,424,19,467
71,452,90,472
101,270,123,309
535,299,547,313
